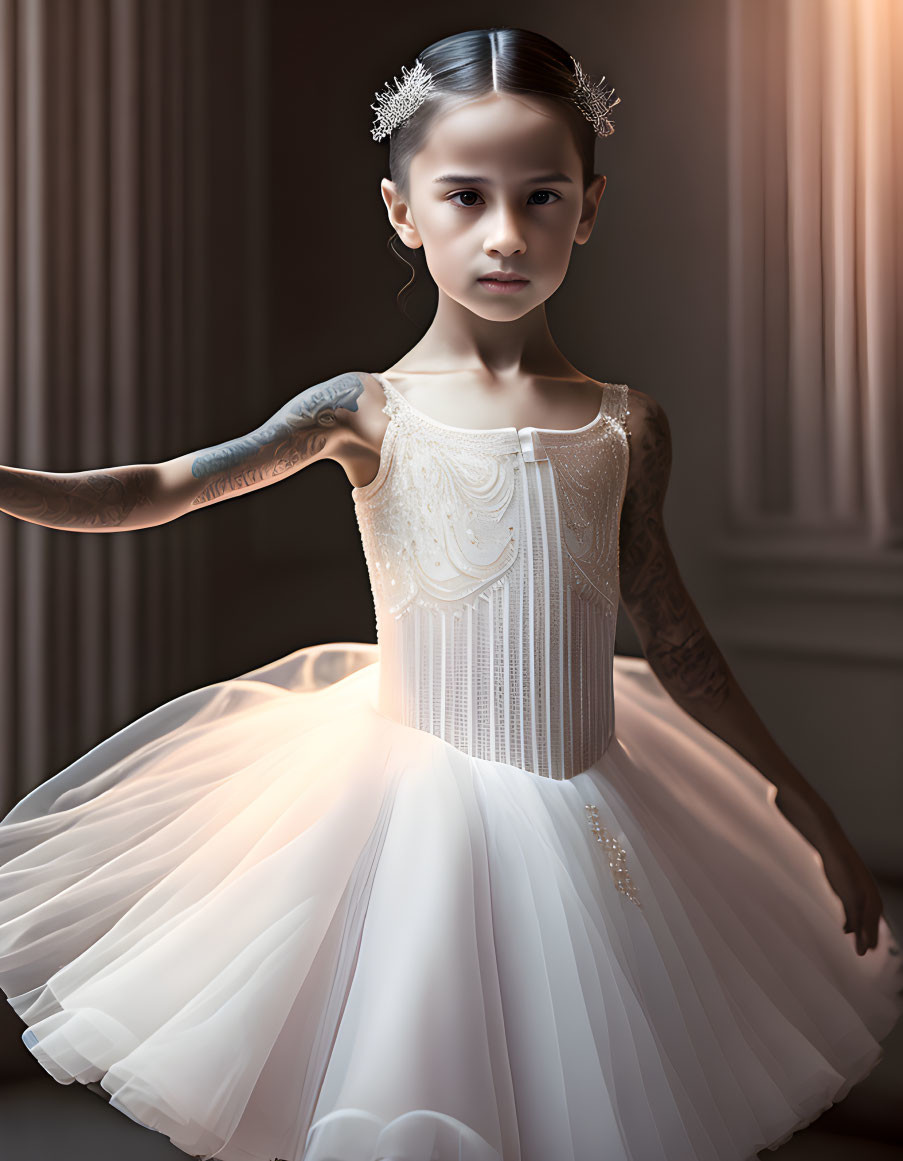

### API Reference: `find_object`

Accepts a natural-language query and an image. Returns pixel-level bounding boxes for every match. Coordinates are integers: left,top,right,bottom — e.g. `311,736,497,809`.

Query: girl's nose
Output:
482,203,528,257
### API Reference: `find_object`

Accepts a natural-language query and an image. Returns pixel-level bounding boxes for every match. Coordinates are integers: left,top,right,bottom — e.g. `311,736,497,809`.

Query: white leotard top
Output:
351,373,631,780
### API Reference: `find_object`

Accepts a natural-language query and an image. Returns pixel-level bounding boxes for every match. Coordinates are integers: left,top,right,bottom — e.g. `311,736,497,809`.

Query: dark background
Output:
0,1,900,1157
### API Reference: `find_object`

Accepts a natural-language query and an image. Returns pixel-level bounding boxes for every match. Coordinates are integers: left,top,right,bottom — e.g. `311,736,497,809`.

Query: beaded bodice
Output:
351,372,631,781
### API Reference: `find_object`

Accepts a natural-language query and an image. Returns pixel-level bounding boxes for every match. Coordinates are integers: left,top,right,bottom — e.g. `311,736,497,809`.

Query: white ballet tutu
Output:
0,642,900,1161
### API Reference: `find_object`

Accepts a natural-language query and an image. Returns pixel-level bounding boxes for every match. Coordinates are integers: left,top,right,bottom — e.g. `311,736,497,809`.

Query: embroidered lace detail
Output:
352,375,630,780
353,413,520,617
541,423,628,612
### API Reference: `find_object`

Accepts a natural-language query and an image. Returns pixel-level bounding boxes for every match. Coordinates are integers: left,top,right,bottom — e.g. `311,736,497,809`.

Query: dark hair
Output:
378,27,611,320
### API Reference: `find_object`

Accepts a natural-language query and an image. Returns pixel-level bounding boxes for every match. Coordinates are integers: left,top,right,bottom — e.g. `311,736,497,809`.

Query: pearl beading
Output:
583,803,642,907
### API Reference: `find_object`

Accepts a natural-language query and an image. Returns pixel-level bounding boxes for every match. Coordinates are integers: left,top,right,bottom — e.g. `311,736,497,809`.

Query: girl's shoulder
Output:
619,387,674,491
620,385,668,433
329,372,396,490
330,371,393,439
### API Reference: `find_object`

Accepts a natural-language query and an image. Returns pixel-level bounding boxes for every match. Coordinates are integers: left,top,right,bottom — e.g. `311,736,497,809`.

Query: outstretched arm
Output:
0,463,159,531
0,371,367,532
618,390,883,954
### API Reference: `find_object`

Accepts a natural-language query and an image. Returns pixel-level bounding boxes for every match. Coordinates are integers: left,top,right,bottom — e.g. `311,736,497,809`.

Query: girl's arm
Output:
618,390,883,954
0,371,368,533
619,390,829,828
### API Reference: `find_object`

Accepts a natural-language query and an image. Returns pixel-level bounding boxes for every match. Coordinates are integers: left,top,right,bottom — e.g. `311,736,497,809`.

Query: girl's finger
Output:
857,916,876,955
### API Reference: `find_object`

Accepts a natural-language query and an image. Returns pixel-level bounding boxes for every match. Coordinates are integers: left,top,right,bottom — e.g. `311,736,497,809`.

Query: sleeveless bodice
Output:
351,372,631,780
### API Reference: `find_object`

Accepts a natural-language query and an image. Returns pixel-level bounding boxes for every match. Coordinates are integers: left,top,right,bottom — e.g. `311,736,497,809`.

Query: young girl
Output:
0,25,900,1161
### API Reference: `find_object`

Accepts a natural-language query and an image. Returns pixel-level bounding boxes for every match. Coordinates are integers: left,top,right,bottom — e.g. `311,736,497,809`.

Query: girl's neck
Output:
395,294,579,383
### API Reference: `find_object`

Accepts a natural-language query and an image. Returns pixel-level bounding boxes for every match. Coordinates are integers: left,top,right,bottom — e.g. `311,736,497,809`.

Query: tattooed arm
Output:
0,371,367,533
158,370,367,514
0,463,160,532
618,391,843,840
618,392,886,954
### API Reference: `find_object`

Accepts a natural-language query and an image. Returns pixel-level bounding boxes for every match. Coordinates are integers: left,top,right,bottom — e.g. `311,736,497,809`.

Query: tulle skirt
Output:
0,642,900,1161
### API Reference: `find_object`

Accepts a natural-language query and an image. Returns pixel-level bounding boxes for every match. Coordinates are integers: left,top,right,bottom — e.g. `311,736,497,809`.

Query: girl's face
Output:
381,91,606,320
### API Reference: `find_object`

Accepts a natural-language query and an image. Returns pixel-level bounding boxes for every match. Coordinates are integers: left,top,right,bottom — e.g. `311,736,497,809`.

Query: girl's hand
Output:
815,827,885,955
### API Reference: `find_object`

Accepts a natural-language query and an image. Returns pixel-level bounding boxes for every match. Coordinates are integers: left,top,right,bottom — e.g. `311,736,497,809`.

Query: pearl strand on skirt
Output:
584,803,642,908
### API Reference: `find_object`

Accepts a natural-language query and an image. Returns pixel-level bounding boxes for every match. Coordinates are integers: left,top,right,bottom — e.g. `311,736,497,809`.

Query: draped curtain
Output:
719,0,902,876
0,0,269,812
726,0,903,549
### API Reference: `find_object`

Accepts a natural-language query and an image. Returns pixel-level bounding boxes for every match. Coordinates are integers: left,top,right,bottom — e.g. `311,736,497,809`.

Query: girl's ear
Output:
380,178,423,250
574,173,607,247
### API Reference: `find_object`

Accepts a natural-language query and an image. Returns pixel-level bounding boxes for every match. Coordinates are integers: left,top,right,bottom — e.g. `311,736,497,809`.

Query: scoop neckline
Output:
371,371,610,438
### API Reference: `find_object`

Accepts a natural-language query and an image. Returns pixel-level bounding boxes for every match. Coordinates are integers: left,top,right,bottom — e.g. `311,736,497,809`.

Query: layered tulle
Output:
0,643,900,1161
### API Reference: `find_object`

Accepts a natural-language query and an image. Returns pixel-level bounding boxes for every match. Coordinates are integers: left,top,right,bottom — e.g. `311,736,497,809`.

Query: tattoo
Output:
189,372,365,507
619,396,731,708
0,466,155,529
642,627,732,708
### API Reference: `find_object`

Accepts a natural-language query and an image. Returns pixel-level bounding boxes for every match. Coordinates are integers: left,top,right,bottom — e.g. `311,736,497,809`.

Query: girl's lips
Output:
478,277,530,294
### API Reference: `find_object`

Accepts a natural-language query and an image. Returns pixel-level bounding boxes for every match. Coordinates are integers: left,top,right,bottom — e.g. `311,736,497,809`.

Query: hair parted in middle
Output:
375,27,619,319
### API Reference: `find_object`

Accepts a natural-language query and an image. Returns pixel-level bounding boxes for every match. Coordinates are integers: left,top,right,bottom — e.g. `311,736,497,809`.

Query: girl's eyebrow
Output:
431,171,574,185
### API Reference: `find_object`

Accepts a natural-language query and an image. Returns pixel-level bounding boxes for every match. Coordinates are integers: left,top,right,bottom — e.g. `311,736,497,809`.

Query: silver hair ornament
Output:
370,59,437,142
569,56,621,137
370,53,620,142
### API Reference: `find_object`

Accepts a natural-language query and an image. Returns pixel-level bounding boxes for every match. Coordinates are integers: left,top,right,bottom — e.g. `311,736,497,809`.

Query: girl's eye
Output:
447,190,561,208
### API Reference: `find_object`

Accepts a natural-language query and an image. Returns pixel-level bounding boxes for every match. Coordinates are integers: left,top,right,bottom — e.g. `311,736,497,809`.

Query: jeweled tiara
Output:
370,54,620,143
